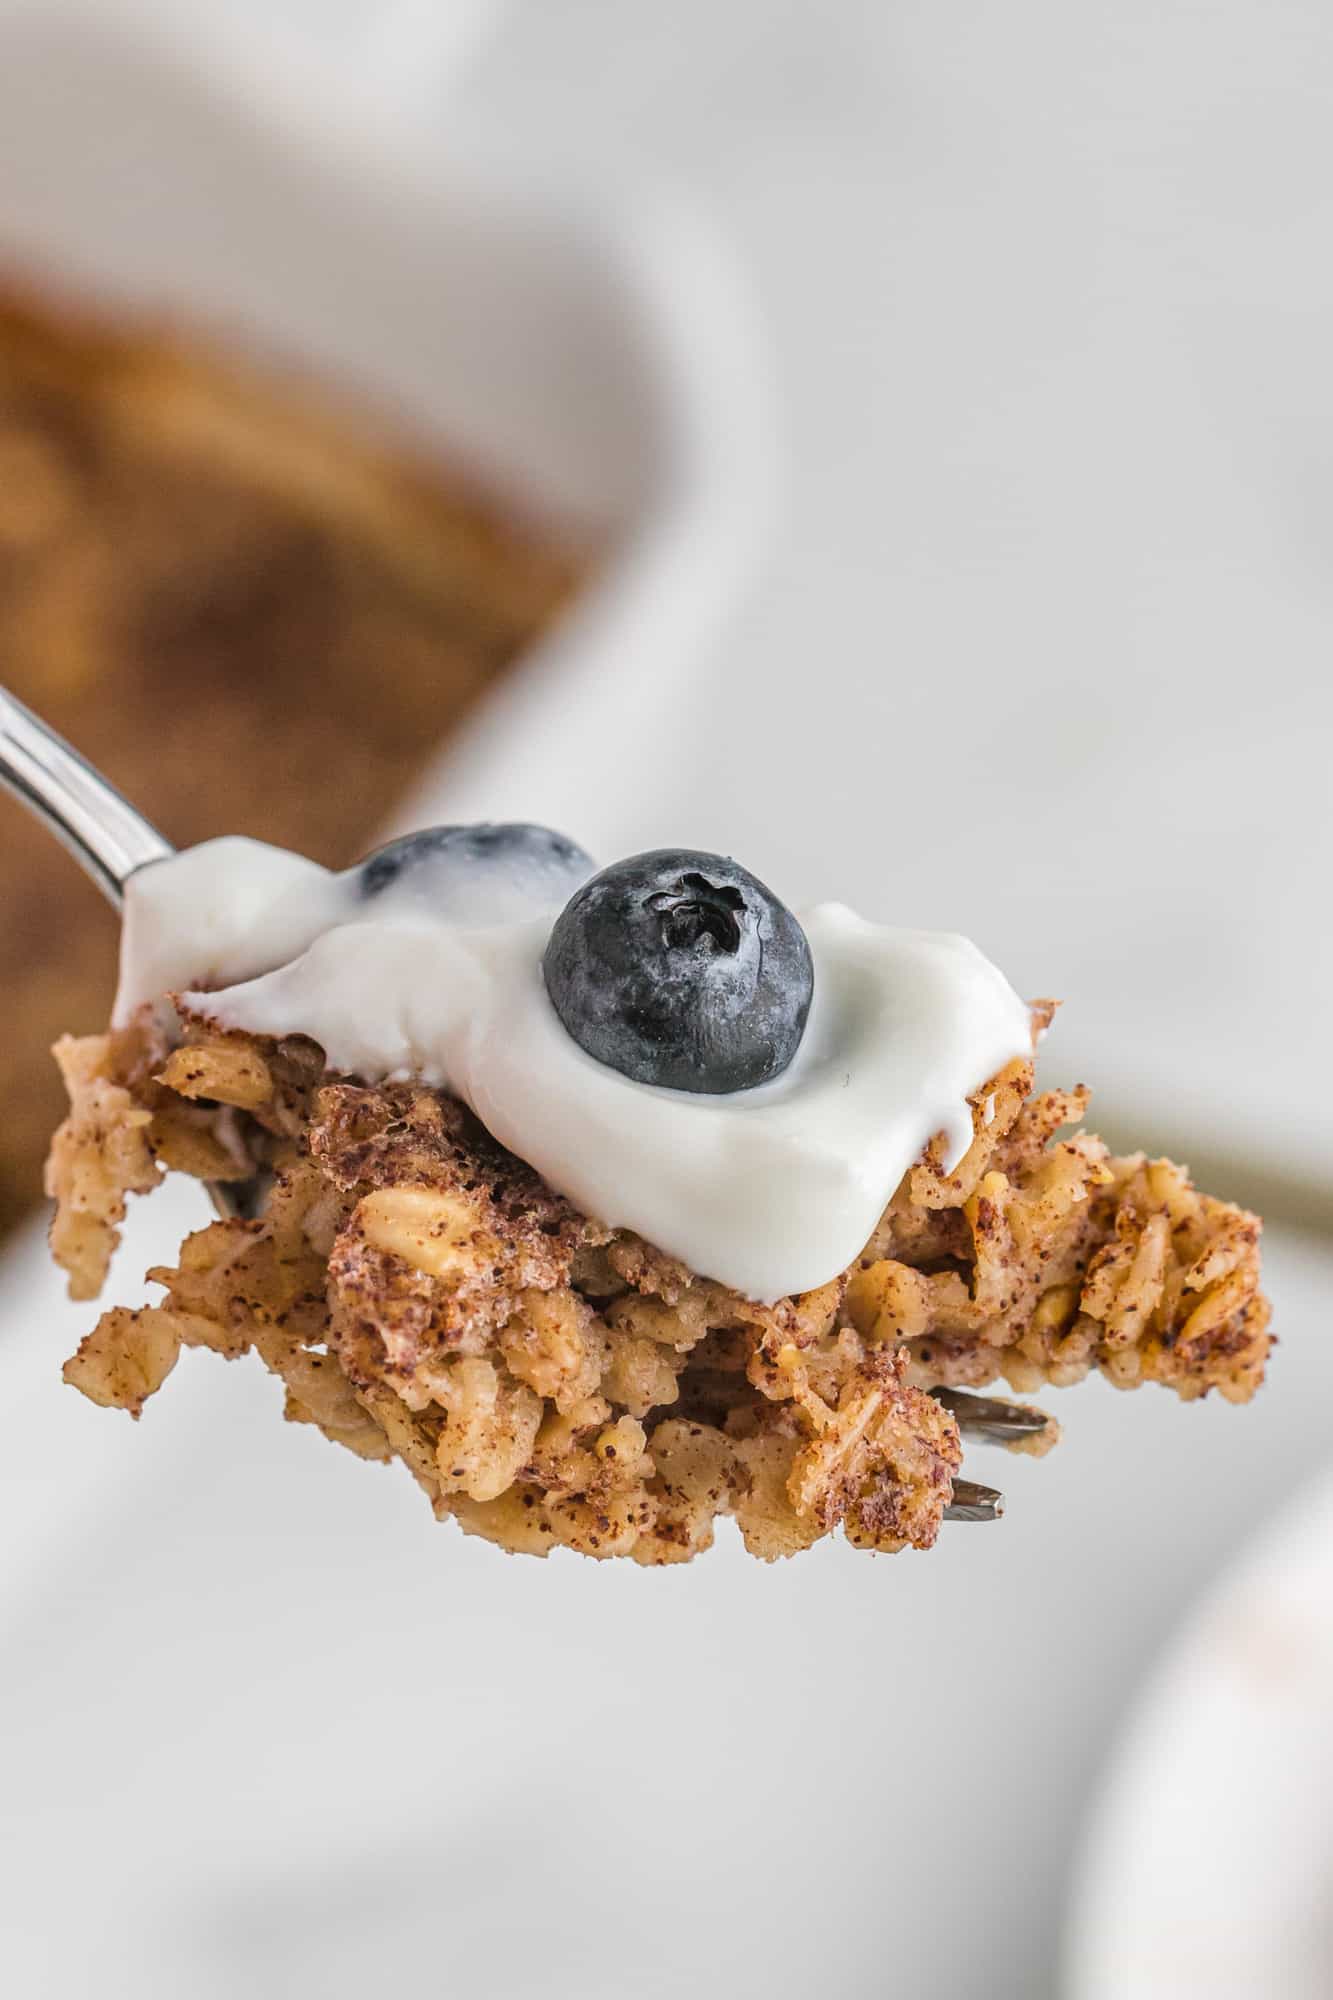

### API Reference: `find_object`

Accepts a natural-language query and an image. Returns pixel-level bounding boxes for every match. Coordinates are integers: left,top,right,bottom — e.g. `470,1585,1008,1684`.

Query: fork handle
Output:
0,685,173,911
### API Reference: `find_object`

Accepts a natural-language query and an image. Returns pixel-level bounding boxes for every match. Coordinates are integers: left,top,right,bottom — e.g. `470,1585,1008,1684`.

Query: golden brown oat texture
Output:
46,1005,1271,1562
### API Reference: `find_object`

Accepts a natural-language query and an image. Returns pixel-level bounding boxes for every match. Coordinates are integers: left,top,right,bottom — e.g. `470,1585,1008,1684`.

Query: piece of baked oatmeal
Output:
47,992,1269,1564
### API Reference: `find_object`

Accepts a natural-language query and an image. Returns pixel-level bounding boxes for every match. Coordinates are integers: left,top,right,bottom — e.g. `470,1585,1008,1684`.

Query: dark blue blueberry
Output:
351,822,594,926
357,822,593,900
542,848,813,1094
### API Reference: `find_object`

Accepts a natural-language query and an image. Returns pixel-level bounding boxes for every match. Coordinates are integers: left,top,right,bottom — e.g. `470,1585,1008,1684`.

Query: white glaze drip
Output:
114,837,1034,1301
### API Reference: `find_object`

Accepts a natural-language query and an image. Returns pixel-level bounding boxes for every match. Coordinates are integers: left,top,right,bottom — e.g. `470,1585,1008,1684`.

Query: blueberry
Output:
353,823,594,924
542,849,813,1093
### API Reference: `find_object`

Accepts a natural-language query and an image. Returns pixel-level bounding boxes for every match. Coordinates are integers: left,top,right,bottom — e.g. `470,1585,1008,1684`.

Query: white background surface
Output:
447,1,1333,1214
3,4,1333,1996
4,1204,1332,2000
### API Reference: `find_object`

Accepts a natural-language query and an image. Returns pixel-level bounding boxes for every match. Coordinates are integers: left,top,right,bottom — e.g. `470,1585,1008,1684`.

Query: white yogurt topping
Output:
114,836,1034,1302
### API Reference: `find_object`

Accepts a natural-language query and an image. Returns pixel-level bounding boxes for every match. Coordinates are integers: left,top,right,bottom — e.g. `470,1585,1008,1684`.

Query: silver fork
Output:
0,681,1048,1518
1,684,254,1224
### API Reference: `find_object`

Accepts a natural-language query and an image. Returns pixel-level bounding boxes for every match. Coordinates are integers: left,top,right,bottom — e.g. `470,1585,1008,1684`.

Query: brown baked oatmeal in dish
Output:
46,967,1270,1563
0,284,583,1241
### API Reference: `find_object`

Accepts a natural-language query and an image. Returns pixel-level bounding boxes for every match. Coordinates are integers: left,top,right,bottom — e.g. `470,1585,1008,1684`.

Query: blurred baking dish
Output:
0,2,771,1238
0,286,584,1238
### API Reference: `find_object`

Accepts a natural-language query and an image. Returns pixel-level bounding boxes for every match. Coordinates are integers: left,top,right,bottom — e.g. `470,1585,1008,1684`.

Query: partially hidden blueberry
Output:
353,822,594,923
542,848,814,1093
